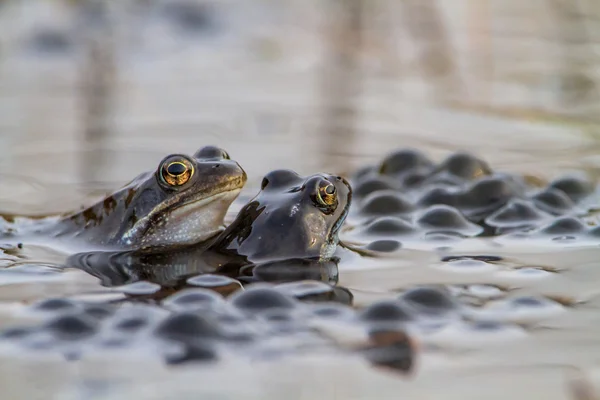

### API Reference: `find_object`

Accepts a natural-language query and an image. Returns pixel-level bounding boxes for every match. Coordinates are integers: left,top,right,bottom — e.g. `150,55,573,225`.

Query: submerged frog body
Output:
5,146,247,250
67,169,353,289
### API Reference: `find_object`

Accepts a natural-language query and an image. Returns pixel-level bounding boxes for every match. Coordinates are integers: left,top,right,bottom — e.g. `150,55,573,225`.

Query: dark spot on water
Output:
586,225,600,238
424,232,464,242
509,296,548,308
277,281,354,304
161,1,218,34
359,191,414,216
423,173,467,188
379,149,434,176
353,177,396,198
400,287,457,315
117,281,161,295
263,309,294,324
359,300,414,323
531,188,575,215
485,199,550,228
458,176,519,218
548,176,594,203
399,170,431,189
552,235,577,242
230,287,297,312
366,240,402,252
64,351,81,362
249,259,338,283
100,338,129,349
351,165,377,181
214,312,246,326
362,329,414,373
166,342,218,365
441,255,503,263
261,310,301,334
470,320,505,331
31,298,80,313
186,274,242,296
27,28,74,54
45,314,98,340
361,217,416,237
83,304,114,320
441,258,494,271
416,186,457,208
416,205,482,236
434,152,492,180
275,280,334,302
187,274,239,288
0,327,32,340
310,303,355,319
538,216,587,235
113,316,150,333
154,312,221,342
163,289,224,312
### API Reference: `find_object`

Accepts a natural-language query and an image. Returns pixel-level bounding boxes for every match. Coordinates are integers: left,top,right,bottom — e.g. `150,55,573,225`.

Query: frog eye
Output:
315,180,337,207
160,157,194,187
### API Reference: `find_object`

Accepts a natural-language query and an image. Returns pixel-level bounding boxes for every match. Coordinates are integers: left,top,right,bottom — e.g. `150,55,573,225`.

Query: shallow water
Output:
2,0,600,399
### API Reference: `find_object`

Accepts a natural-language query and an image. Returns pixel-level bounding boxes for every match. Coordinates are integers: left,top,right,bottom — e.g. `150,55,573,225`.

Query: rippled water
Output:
2,1,600,399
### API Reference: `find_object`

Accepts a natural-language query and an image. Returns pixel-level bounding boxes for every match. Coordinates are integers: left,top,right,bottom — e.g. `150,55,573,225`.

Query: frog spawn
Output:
0,278,568,368
346,149,599,251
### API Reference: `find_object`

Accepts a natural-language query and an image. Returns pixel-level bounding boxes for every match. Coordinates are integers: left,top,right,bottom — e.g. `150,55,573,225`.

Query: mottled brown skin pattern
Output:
37,146,247,249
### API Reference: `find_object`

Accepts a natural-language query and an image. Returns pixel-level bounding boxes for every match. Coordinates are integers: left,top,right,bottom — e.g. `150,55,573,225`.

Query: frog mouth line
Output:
176,174,245,211
128,174,246,247
169,187,243,221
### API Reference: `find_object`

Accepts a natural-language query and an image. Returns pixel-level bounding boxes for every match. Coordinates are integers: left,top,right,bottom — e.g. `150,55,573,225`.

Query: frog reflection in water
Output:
68,169,353,289
3,146,247,250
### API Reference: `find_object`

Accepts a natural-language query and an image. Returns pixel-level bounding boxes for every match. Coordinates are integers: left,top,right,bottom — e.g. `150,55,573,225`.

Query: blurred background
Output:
0,0,599,214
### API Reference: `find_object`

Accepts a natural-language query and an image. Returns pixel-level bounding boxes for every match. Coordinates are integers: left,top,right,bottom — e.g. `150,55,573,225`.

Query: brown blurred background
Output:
0,0,599,213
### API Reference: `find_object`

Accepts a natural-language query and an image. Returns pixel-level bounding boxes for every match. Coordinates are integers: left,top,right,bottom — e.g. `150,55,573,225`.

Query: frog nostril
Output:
212,165,220,169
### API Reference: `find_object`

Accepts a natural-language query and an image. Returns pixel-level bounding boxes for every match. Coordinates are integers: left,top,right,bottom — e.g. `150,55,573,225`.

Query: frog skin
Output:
212,169,353,262
66,169,353,288
3,146,247,250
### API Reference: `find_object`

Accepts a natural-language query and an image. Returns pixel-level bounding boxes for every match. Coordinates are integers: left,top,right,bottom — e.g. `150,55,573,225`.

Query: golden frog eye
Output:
161,158,194,187
316,180,337,207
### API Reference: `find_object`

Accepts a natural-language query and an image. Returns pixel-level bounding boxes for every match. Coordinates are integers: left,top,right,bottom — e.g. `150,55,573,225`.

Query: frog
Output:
212,169,353,262
3,146,247,250
66,169,353,290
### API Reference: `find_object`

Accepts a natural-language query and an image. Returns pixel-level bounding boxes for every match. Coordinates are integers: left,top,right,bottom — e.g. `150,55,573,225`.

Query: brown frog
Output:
3,146,246,250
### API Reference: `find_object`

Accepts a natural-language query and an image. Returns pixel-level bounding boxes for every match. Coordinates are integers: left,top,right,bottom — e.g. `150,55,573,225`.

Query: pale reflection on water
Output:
1,0,600,399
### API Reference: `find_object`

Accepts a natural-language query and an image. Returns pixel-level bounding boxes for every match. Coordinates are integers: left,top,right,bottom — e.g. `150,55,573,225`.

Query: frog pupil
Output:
325,185,335,195
167,162,187,176
261,178,269,189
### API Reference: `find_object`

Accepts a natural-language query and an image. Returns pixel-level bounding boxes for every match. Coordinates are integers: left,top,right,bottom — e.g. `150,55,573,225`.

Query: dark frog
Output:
212,169,353,262
6,146,247,250
67,170,352,289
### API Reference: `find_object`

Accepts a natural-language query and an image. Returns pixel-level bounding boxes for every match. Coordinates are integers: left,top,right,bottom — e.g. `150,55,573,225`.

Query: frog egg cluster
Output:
0,270,566,366
0,282,410,371
346,149,599,250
